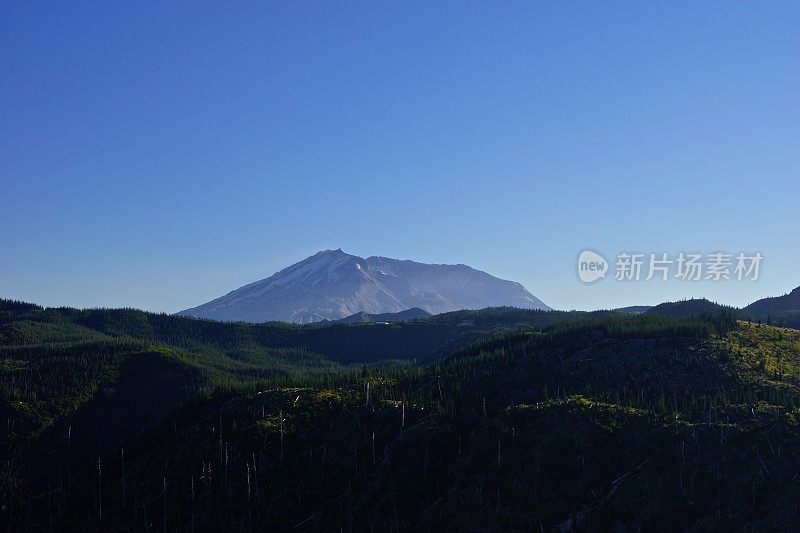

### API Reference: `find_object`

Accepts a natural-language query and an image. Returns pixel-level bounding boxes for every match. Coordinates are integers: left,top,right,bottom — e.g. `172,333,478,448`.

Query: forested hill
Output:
745,286,800,315
1,301,597,365
743,287,800,329
6,298,800,530
642,294,800,329
0,299,599,502
646,298,736,317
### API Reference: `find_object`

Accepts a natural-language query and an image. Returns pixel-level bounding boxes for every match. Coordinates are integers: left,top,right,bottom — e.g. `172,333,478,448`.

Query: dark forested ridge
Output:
329,307,431,324
646,298,736,317
642,290,800,330
744,287,800,329
4,298,800,530
745,286,800,315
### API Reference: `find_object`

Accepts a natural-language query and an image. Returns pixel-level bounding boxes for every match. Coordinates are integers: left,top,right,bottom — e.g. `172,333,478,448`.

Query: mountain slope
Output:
365,255,548,314
178,249,549,323
744,285,800,315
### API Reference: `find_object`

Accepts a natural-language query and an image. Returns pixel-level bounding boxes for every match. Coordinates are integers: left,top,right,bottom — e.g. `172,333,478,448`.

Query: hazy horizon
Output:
2,245,794,314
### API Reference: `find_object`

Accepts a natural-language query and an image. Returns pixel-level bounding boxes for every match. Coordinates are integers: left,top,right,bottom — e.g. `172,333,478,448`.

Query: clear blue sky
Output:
2,1,798,312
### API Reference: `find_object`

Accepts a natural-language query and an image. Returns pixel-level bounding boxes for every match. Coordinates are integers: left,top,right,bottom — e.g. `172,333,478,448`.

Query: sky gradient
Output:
2,1,798,312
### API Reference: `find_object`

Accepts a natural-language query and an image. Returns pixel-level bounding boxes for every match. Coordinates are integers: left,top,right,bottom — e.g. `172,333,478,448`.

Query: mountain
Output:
178,249,549,323
646,298,736,317
334,307,430,324
744,285,800,315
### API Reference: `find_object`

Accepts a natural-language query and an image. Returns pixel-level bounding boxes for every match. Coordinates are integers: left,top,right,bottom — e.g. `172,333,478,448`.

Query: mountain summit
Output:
178,249,549,323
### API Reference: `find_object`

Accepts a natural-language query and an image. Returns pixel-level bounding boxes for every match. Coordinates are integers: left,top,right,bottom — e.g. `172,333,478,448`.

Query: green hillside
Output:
6,300,800,530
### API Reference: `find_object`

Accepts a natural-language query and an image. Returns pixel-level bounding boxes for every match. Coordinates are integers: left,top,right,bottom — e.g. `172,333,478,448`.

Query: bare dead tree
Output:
96,458,102,523
122,447,126,510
